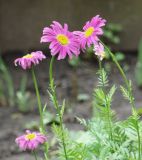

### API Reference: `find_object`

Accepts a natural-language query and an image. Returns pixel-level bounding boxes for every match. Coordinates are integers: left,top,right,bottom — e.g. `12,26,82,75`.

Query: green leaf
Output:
107,85,117,102
120,85,131,101
115,52,125,61
97,68,109,87
60,99,66,117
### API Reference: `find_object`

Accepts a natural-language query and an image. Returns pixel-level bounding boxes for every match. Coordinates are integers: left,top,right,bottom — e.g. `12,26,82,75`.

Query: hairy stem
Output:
31,68,49,160
99,60,113,140
49,56,68,160
101,40,141,160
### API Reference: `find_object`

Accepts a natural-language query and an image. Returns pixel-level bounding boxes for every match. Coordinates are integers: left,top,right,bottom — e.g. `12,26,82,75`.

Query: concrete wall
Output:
0,0,142,53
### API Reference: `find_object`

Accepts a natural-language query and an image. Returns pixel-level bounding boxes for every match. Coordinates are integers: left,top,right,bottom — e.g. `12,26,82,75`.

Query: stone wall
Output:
0,0,142,53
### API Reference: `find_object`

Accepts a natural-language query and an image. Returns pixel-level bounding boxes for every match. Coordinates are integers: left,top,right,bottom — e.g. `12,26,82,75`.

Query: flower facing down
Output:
40,21,80,60
94,42,105,61
74,15,106,50
15,130,47,151
14,51,46,70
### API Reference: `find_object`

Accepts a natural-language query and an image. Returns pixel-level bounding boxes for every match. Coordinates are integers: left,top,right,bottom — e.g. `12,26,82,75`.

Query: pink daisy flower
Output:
15,130,47,151
14,51,46,70
74,15,106,50
40,21,80,60
94,42,105,61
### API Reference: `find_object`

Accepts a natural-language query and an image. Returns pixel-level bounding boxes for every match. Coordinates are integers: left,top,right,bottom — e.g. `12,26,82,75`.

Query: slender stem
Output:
31,68,49,160
33,150,38,160
49,56,68,160
100,40,135,110
31,68,44,132
100,40,141,160
98,60,113,140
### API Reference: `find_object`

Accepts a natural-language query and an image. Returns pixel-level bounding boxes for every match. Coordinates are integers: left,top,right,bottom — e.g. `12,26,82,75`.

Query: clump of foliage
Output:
0,56,33,111
0,56,15,106
103,23,122,44
54,63,141,160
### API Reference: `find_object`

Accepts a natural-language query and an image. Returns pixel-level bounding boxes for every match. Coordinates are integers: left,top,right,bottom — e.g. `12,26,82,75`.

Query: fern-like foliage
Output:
93,67,116,141
50,63,142,160
120,80,134,104
54,117,142,160
120,85,131,102
97,68,109,87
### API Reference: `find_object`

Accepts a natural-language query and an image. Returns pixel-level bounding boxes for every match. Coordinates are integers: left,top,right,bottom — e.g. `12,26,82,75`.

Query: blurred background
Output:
1,0,142,52
0,0,142,160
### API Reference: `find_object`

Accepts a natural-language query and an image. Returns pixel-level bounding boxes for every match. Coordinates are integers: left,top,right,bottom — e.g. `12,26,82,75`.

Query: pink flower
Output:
14,51,46,70
40,21,80,60
74,15,106,50
15,130,47,151
94,42,105,60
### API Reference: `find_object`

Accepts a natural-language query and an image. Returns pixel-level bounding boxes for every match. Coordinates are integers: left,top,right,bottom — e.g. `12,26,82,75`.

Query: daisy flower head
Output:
40,21,80,60
14,51,46,70
74,15,106,50
94,42,105,61
15,130,47,151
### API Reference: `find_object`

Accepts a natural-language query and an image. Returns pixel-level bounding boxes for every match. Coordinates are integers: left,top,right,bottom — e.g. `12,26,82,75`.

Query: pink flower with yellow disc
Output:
74,15,106,50
15,130,47,151
40,21,80,60
94,42,105,61
14,51,46,70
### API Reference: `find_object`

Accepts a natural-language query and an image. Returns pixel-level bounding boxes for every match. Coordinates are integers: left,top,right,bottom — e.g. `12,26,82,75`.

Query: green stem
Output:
100,40,135,110
33,150,38,160
98,60,113,140
49,56,68,160
31,68,49,160
32,68,44,132
100,40,141,160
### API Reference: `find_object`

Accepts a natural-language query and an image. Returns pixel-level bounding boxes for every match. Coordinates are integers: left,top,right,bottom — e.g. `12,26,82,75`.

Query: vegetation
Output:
135,38,142,87
2,16,141,160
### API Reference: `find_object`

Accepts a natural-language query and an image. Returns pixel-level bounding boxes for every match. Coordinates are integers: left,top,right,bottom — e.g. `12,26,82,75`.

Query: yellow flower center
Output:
84,27,95,38
56,34,69,45
23,54,33,59
25,133,36,140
